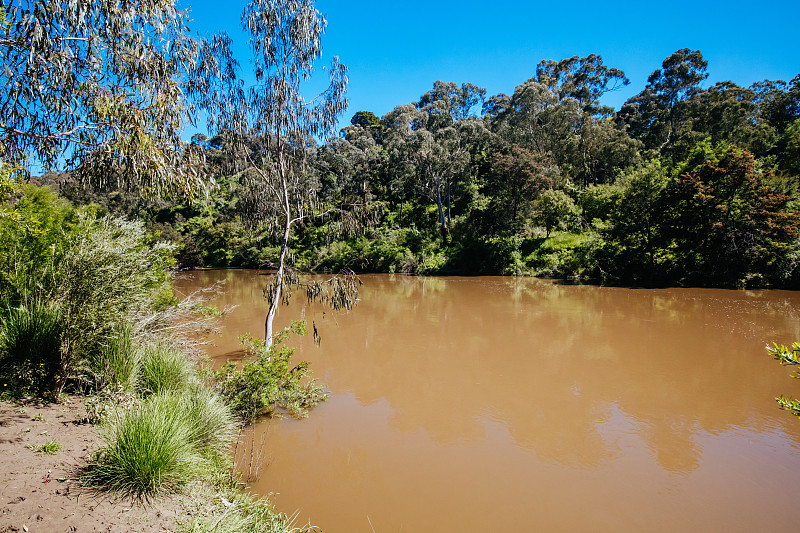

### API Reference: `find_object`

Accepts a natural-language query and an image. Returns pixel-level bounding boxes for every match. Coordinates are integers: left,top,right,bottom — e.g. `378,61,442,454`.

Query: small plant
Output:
769,342,800,415
32,413,43,421
29,439,62,455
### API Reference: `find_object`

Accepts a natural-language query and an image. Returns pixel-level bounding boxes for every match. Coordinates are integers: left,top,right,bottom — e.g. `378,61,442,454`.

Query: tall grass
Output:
88,324,140,392
0,299,64,396
136,341,197,396
184,386,238,459
85,390,237,501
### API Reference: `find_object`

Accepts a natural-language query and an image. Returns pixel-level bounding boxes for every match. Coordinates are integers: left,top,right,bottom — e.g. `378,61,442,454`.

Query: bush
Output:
136,342,197,396
54,214,176,372
88,324,140,392
214,323,327,423
0,186,178,394
85,392,204,501
0,299,64,397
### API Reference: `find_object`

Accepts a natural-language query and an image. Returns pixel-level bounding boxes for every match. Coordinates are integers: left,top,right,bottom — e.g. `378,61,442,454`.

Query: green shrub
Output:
0,186,178,395
85,392,204,501
0,299,64,397
88,324,140,392
184,386,238,459
54,214,176,371
214,323,327,423
527,232,603,280
136,342,196,396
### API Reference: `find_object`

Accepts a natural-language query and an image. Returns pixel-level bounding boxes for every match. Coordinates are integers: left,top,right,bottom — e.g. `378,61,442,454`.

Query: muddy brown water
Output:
174,269,800,532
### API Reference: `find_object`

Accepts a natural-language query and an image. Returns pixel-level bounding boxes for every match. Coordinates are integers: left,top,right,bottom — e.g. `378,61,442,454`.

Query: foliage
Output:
607,159,671,282
0,299,64,398
663,140,797,286
0,185,177,394
0,0,232,195
136,341,197,397
619,48,708,159
29,439,62,455
51,45,800,289
213,322,327,423
769,342,800,417
535,189,579,237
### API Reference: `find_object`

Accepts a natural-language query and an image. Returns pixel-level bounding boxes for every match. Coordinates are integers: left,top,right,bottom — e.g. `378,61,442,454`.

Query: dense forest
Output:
45,49,800,288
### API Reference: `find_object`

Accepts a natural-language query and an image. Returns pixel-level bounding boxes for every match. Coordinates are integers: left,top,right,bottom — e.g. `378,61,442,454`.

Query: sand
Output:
0,398,189,533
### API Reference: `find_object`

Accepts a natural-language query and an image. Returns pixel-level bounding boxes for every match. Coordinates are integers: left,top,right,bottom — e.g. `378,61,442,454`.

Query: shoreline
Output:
0,397,188,532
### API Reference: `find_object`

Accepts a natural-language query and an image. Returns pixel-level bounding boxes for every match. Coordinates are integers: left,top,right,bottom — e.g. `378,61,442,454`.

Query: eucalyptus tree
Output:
535,54,629,117
383,85,485,235
207,0,353,346
617,48,708,159
485,144,553,231
0,0,231,196
489,79,581,161
316,132,384,213
683,81,775,157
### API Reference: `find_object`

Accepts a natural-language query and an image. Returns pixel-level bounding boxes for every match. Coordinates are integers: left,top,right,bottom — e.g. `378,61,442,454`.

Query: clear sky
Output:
180,0,800,135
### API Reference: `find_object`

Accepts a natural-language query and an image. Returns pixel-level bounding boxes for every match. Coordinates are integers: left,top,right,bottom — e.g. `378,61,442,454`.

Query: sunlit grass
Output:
29,439,62,455
85,389,236,502
135,342,196,396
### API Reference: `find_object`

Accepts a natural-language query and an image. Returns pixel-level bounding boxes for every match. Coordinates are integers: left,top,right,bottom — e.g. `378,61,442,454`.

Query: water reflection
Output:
174,271,800,532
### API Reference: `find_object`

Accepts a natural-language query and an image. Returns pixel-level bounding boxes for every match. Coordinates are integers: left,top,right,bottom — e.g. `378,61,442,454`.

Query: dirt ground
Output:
0,398,189,533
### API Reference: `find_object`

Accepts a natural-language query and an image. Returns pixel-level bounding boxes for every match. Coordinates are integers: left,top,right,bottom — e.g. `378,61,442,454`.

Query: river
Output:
174,269,800,532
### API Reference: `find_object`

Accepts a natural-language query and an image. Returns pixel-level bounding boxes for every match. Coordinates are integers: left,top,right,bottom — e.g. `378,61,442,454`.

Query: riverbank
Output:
0,397,187,532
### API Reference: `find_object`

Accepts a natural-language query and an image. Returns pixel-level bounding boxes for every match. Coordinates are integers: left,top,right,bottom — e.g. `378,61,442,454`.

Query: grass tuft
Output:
29,439,62,455
85,392,202,501
0,300,64,396
89,323,140,392
85,389,237,502
136,342,196,396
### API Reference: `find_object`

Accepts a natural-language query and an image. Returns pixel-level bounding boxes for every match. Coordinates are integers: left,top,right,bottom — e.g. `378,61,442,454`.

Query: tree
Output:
208,0,354,346
536,189,577,237
663,140,797,285
683,81,775,158
610,159,670,279
486,144,552,231
0,0,230,195
489,79,581,158
536,54,629,117
618,49,708,159
383,83,486,235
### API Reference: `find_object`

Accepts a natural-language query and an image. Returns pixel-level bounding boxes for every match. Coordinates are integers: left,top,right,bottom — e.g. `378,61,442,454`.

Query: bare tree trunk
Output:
264,157,293,349
436,178,447,234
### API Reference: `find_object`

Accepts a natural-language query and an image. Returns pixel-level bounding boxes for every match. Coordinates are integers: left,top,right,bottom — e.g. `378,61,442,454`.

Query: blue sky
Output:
180,0,800,135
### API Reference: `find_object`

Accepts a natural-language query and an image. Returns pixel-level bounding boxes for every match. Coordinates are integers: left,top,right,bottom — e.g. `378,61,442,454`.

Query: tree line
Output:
56,49,800,288
3,2,799,289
